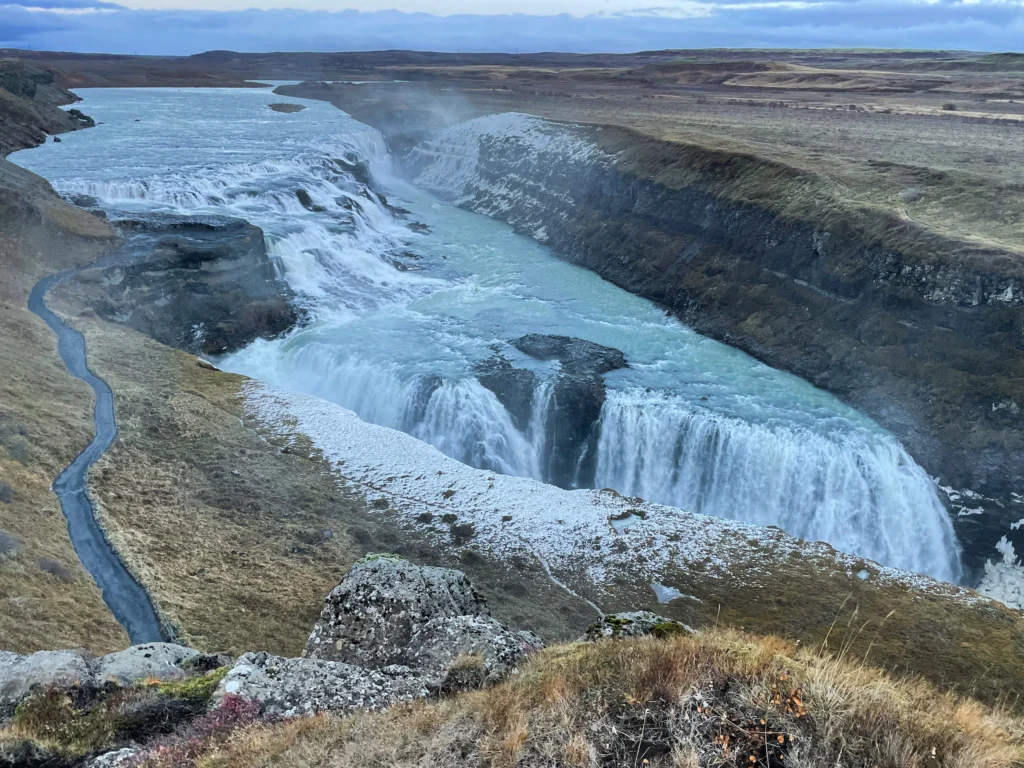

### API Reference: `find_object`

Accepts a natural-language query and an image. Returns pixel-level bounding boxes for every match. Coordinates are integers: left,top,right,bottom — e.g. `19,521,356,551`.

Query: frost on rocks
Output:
408,112,613,242
88,748,140,768
242,381,975,610
979,536,1024,610
213,652,429,718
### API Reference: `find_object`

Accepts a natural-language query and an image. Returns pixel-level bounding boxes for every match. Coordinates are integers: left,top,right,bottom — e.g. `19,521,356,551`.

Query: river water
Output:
12,86,962,582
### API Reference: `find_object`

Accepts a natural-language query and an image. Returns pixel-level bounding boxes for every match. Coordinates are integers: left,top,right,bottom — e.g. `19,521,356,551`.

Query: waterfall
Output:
594,389,962,582
25,87,963,585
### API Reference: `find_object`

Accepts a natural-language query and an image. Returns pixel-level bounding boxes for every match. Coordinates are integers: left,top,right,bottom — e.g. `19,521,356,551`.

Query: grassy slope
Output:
149,630,1024,767
33,292,1024,704
40,304,598,656
0,160,128,653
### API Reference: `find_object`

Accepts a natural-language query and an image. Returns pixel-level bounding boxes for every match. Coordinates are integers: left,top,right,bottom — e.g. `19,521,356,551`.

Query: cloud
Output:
0,1,1021,54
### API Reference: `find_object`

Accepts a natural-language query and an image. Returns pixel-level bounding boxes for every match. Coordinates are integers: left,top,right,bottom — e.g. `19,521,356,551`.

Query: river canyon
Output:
11,84,967,587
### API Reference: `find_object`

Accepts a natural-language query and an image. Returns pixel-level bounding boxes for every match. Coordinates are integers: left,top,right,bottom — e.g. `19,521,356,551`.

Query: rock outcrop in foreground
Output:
219,555,544,716
0,643,216,717
0,556,547,764
3,554,1023,767
0,60,93,156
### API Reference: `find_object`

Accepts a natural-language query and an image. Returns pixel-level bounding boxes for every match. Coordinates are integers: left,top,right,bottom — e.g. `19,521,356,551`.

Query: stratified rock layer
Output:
66,212,297,355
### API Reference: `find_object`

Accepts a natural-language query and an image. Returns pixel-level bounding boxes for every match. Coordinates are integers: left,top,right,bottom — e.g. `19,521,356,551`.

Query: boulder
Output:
0,643,224,717
0,649,92,716
92,642,200,686
295,188,326,212
225,558,543,714
214,652,428,718
88,748,140,767
584,612,692,641
512,334,628,376
268,103,306,114
304,554,488,667
405,615,544,692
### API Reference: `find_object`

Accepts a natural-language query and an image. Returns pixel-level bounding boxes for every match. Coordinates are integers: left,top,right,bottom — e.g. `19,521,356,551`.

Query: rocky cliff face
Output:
403,112,1024,580
1,65,297,358
0,60,93,157
475,334,629,488
61,211,297,355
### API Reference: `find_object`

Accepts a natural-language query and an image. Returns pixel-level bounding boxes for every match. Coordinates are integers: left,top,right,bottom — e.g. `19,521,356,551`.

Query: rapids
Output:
11,86,962,582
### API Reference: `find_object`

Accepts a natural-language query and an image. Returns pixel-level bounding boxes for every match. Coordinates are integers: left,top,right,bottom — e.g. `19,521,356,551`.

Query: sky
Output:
1,0,1022,55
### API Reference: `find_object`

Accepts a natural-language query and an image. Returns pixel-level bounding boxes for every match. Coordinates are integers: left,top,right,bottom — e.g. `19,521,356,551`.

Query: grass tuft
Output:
133,629,1024,767
152,667,229,701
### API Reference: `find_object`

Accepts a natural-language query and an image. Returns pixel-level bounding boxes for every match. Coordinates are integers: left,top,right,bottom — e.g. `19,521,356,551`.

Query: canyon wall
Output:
397,112,1024,580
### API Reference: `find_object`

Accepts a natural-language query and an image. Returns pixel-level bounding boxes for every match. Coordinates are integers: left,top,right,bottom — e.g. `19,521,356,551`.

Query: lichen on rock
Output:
213,556,545,715
584,611,693,641
304,554,490,667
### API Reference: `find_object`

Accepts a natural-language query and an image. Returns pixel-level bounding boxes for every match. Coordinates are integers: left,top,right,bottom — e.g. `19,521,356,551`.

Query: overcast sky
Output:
2,0,1022,55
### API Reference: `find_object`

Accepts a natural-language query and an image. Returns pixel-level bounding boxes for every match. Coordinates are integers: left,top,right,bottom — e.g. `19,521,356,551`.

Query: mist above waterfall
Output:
14,86,963,583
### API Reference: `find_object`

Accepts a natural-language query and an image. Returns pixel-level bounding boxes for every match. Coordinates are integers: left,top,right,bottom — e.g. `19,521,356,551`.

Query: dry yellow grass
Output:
150,630,1024,768
35,302,595,656
0,159,127,653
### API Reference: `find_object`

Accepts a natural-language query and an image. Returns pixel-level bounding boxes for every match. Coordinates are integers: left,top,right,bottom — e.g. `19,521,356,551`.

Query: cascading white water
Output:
11,86,963,583
594,389,959,579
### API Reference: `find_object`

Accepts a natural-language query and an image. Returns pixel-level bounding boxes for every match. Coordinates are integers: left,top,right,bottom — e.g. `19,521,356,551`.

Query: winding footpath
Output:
29,268,165,643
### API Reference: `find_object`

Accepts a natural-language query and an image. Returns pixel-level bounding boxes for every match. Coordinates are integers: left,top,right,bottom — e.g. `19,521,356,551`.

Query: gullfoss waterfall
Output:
12,87,961,583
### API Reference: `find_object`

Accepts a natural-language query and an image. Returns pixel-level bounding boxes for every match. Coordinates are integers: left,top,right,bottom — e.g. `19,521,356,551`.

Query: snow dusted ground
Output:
243,381,982,611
